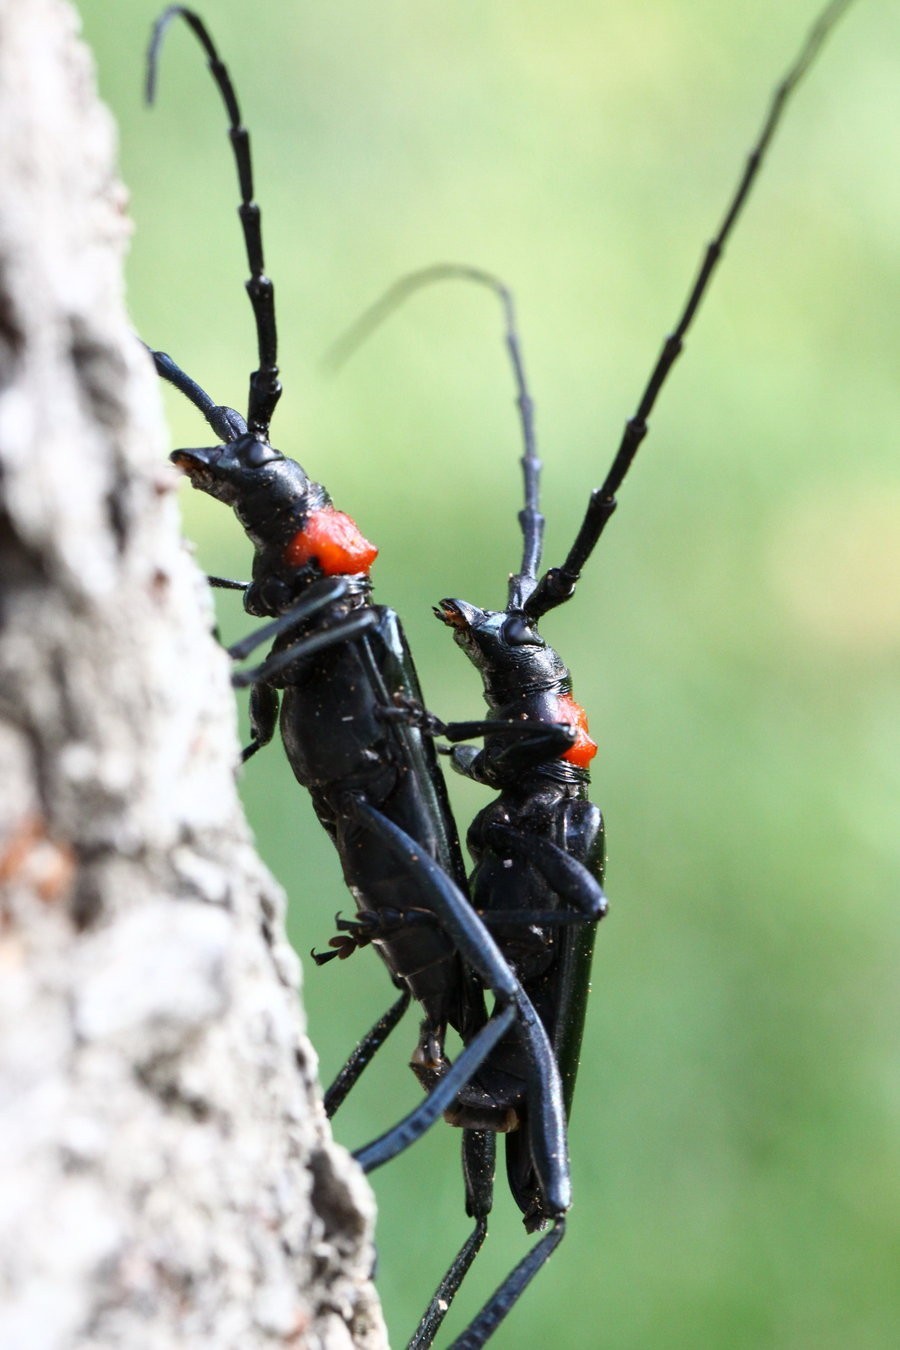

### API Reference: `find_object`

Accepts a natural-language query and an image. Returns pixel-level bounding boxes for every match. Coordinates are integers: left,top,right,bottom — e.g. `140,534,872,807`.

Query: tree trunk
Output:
0,1,386,1345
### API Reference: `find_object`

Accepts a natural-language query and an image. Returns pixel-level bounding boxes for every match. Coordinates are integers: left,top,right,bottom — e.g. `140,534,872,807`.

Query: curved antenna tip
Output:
145,7,206,106
145,6,181,105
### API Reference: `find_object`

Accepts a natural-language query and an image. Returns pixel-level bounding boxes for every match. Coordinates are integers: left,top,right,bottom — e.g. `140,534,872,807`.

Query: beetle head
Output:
434,598,558,696
171,433,310,508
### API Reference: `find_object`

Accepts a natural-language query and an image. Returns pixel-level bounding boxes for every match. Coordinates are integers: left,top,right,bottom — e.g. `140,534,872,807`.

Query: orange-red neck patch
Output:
556,691,598,768
283,507,378,577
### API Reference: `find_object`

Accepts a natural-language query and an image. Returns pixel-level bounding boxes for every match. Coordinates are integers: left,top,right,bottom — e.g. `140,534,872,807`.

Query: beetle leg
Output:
232,608,379,689
407,1130,495,1350
352,1006,517,1173
346,799,571,1219
323,988,411,1118
480,823,608,923
448,1219,566,1350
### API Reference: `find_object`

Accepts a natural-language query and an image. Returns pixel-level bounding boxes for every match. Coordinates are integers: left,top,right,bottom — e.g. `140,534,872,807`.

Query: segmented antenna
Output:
146,6,282,439
324,1,856,623
324,263,543,608
524,0,857,619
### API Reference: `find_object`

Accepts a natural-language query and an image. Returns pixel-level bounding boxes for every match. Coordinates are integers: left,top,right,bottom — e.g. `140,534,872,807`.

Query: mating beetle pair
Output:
145,3,857,1345
148,12,590,1345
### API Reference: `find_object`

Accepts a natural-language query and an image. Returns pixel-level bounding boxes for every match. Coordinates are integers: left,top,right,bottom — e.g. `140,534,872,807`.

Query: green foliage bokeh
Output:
80,2,899,1345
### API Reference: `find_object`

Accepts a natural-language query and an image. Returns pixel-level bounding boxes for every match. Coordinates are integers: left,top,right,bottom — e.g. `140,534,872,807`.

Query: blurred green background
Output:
78,2,899,1346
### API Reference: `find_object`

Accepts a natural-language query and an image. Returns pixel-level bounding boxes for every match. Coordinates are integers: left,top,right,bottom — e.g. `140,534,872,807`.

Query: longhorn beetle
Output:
327,2,858,1344
142,2,583,1279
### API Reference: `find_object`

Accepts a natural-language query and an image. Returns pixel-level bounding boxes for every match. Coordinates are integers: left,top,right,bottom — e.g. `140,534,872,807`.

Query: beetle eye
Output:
240,436,282,468
502,616,542,648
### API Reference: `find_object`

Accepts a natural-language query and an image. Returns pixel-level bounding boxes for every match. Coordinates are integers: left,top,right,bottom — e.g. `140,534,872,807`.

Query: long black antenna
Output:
524,0,857,619
325,263,544,605
146,6,281,440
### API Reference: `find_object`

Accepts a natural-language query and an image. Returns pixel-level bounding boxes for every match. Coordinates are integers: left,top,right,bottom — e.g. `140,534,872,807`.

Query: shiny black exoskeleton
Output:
170,433,484,1046
143,18,581,1346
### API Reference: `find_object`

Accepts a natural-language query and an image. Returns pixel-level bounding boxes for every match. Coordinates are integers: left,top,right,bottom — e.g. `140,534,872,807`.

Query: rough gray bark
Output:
0,2,386,1346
